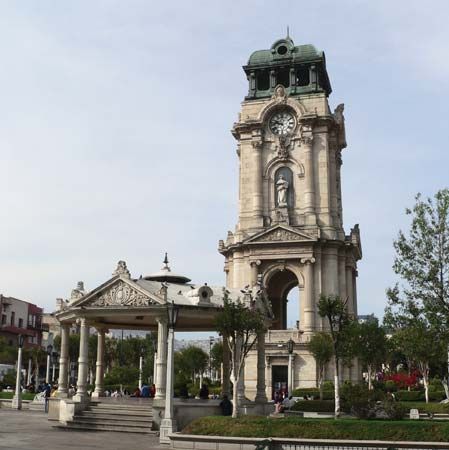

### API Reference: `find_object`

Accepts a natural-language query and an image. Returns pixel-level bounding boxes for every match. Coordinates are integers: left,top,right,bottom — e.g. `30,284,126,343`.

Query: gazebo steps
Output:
58,422,156,434
80,412,153,422
56,401,155,434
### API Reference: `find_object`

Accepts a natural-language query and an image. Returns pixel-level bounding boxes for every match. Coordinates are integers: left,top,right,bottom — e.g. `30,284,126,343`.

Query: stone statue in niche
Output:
276,174,289,207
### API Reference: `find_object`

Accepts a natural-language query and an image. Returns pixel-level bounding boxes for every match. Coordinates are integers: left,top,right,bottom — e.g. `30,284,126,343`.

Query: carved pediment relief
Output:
89,281,156,307
245,226,316,244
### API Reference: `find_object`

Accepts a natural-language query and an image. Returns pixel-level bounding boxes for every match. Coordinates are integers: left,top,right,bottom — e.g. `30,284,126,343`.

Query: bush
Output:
395,390,423,402
344,384,376,419
385,380,397,392
291,388,333,400
291,400,334,412
104,366,139,387
322,380,334,390
382,400,407,420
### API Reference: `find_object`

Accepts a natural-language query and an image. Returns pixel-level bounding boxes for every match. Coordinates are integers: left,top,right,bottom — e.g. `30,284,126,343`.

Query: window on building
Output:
18,318,23,328
256,71,269,91
276,68,290,88
10,312,15,327
1,314,6,325
296,66,310,87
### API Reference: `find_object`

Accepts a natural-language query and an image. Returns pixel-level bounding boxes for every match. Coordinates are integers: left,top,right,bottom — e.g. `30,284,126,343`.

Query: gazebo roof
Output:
142,253,192,284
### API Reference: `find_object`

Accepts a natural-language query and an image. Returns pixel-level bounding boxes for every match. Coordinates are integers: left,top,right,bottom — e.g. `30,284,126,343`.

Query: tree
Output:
317,294,353,418
210,341,223,376
175,345,209,384
388,189,449,333
214,292,266,418
353,318,388,390
308,332,333,400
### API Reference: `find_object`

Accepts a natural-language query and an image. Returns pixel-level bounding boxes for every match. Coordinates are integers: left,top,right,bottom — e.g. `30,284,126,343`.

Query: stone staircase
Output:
60,401,156,434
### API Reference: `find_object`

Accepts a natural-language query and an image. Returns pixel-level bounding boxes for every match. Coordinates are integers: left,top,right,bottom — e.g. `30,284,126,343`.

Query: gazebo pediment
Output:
74,277,163,309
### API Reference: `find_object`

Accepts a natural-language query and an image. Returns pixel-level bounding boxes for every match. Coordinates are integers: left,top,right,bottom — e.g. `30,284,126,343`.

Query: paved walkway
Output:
0,410,165,450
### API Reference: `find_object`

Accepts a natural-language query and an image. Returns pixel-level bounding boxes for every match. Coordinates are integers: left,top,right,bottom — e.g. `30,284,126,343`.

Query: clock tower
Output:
219,36,362,396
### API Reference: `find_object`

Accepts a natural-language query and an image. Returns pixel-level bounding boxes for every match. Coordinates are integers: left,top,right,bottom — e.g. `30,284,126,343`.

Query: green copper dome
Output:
243,37,331,99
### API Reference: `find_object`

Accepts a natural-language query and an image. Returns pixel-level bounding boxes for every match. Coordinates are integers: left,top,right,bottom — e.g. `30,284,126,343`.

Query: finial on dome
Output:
286,25,290,39
162,252,171,272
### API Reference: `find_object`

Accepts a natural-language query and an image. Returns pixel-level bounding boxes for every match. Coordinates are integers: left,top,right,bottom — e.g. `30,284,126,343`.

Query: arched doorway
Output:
265,269,302,330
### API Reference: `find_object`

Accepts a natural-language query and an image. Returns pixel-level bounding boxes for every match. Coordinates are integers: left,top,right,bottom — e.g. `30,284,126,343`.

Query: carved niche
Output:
91,281,152,307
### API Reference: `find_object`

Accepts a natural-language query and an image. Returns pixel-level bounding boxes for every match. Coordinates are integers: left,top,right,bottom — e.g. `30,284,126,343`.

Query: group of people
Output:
274,391,294,413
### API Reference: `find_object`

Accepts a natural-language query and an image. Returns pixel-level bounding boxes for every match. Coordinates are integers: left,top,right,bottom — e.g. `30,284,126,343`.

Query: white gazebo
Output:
52,257,271,441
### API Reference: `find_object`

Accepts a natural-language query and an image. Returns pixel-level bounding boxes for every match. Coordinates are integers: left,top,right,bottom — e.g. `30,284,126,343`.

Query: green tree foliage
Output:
352,319,388,390
0,337,16,364
386,189,449,400
317,294,354,418
210,341,223,373
387,189,449,330
214,292,266,418
307,332,333,400
175,345,209,385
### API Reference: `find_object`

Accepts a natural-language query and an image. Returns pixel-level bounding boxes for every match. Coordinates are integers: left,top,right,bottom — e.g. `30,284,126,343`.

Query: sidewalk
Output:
0,409,165,450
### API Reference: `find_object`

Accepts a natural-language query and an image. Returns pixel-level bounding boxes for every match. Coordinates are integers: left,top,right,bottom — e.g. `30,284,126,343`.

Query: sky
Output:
1,1,448,335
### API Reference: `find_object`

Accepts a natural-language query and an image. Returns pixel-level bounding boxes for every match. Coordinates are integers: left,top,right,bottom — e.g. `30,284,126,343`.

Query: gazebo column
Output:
74,318,89,402
221,335,230,397
92,328,105,399
155,318,168,400
57,323,70,398
255,332,267,403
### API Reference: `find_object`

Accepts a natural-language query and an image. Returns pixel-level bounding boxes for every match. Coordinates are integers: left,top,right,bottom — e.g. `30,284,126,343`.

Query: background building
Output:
0,294,46,348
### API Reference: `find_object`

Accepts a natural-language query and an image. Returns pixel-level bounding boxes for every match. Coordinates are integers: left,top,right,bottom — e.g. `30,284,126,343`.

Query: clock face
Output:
269,111,295,135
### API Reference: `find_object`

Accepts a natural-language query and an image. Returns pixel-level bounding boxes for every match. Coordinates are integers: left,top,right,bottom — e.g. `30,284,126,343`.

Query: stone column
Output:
345,266,354,315
255,332,267,403
153,351,157,385
57,324,70,397
329,143,338,226
155,318,168,400
92,328,105,398
252,136,263,223
250,260,260,286
221,336,231,397
73,318,89,402
302,131,315,224
338,253,347,303
302,257,316,334
353,270,358,316
11,345,23,410
159,324,177,444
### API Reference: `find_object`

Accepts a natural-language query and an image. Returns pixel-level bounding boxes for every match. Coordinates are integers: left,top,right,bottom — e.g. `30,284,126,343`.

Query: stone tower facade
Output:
219,37,362,398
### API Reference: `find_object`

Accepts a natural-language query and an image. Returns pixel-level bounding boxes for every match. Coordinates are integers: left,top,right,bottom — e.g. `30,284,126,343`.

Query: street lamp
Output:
287,338,295,396
139,347,145,390
160,299,180,444
12,334,24,410
46,345,53,384
209,336,215,381
52,351,59,383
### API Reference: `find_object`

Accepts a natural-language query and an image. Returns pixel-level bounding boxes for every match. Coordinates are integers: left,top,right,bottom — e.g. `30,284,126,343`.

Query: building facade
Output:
0,294,45,348
219,36,362,398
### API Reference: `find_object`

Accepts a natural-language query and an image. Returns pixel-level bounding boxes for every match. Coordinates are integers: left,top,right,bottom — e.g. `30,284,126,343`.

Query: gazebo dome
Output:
143,253,191,284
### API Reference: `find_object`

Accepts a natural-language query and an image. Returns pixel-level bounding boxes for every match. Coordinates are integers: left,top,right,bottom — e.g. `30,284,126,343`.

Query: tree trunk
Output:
367,365,373,390
231,369,239,418
334,357,340,418
423,371,429,404
319,365,324,401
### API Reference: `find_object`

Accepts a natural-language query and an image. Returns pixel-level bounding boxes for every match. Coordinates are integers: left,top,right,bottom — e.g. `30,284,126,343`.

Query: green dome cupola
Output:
244,36,332,99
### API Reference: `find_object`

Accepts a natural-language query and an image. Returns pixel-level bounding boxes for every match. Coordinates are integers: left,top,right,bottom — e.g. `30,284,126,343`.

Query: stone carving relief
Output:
91,281,152,307
272,84,288,103
257,228,307,242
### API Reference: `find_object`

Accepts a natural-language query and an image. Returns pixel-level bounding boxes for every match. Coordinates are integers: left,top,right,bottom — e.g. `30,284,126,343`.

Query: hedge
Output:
395,390,446,402
0,392,35,401
291,388,334,400
183,416,449,442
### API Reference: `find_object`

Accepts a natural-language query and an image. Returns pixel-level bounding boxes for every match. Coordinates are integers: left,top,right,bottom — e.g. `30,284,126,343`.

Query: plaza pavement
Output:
0,410,164,450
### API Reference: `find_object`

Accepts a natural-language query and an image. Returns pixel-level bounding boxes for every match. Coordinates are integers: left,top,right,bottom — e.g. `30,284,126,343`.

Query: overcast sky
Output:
1,1,448,332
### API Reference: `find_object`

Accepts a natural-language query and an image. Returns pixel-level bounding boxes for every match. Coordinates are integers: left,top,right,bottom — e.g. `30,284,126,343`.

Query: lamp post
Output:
160,299,179,444
209,336,215,381
287,338,294,396
139,347,144,390
45,345,53,384
12,334,24,410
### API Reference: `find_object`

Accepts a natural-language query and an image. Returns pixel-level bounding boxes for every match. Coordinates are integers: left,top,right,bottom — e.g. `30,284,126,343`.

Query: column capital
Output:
76,317,88,327
249,259,262,267
300,257,316,265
